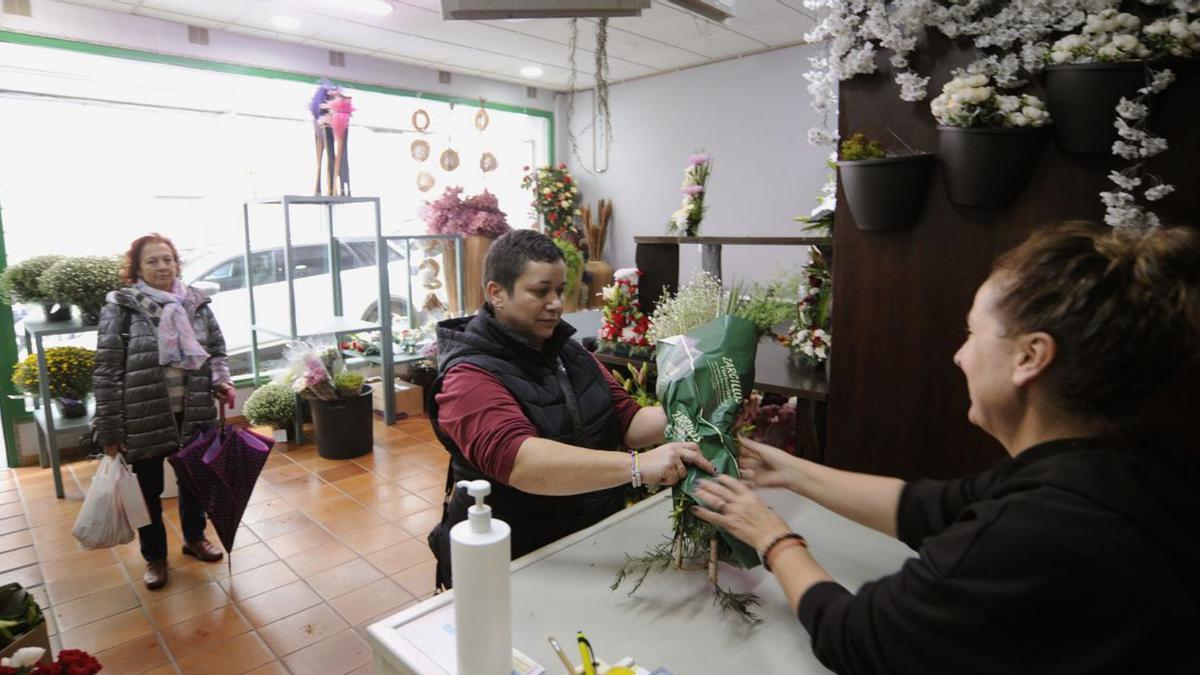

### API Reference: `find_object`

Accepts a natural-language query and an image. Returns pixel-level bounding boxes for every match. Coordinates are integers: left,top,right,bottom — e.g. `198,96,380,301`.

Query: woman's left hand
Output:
215,383,236,409
692,474,792,553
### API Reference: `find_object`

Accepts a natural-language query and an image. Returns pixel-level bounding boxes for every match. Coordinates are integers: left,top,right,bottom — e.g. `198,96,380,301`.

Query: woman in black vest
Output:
427,230,714,588
691,222,1200,672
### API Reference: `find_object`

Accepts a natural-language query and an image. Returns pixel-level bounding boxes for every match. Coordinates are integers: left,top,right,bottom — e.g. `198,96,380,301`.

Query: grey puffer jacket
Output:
92,286,229,463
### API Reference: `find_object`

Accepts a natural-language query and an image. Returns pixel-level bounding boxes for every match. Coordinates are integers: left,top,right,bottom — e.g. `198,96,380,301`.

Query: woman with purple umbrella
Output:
93,233,236,590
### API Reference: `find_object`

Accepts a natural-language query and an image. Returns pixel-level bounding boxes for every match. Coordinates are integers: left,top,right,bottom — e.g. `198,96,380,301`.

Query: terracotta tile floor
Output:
0,415,444,674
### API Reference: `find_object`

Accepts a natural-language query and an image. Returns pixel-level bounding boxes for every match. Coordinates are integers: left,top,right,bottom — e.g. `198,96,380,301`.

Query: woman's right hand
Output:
103,443,122,458
638,441,715,487
737,436,802,492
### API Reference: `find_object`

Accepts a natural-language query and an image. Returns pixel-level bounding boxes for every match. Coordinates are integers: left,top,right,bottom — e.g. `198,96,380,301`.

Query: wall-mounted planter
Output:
937,126,1047,209
1044,61,1146,154
838,153,936,231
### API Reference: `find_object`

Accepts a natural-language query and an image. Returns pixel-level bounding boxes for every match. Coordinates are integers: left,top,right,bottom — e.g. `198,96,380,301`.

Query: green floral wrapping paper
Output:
657,315,760,568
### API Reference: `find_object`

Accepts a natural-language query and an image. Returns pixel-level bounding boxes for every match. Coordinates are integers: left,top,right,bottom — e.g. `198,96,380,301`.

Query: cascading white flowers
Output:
802,0,1197,229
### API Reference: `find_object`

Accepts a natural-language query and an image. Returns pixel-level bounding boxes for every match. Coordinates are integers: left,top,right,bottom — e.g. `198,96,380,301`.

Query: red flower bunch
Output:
598,268,652,355
0,649,102,675
520,164,581,242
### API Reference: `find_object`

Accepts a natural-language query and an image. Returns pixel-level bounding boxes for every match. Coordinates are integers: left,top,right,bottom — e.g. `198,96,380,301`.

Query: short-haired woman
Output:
93,234,236,590
426,229,715,588
692,222,1200,672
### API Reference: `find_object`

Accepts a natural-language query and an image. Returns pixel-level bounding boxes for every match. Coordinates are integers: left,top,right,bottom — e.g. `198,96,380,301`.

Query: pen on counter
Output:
577,630,598,675
548,636,576,675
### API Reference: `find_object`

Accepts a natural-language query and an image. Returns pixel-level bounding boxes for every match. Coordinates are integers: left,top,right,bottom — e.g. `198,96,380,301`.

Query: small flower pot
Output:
1044,62,1147,154
310,385,373,460
54,397,88,419
78,306,102,326
41,302,72,322
937,126,1047,209
838,153,935,231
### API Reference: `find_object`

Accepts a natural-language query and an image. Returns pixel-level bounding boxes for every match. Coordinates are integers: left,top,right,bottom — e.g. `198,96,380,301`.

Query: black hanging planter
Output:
1044,61,1146,154
937,126,1047,209
310,384,373,460
838,154,936,231
41,302,71,322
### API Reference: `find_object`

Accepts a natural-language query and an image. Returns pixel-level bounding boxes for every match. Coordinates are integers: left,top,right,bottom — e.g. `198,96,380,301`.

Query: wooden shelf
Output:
634,235,833,246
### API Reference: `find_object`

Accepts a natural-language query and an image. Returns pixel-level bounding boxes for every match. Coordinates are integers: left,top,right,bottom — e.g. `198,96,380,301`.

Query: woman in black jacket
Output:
93,234,236,590
693,222,1200,673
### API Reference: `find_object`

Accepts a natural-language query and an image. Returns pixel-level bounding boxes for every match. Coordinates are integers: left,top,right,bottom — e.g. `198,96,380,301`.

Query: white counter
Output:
367,489,916,674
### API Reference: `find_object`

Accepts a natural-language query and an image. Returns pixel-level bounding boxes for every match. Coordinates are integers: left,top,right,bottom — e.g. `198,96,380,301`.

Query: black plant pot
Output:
78,306,102,326
937,126,1047,209
310,384,373,460
55,397,88,419
41,302,71,322
1044,62,1146,154
838,153,935,231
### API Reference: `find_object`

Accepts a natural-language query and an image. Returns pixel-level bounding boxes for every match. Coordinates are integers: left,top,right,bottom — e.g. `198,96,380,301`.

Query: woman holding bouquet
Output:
427,229,714,589
693,222,1200,672
93,234,236,590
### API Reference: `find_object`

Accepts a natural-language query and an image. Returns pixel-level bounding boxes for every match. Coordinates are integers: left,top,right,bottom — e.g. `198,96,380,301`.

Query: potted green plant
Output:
836,133,935,231
242,382,297,443
931,72,1051,208
11,346,95,418
554,238,585,312
0,255,69,321
38,256,122,326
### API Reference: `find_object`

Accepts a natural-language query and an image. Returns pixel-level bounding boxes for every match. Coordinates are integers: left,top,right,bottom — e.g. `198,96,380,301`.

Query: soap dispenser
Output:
450,479,512,675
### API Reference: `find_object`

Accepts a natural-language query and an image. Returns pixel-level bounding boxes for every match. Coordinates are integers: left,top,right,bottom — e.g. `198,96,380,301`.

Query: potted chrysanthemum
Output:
0,255,70,321
11,346,95,418
243,382,297,443
38,256,122,326
836,133,935,232
931,72,1051,208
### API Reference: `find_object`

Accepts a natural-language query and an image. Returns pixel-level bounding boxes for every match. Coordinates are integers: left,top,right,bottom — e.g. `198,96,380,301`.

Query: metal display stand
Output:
22,318,100,499
243,195,395,443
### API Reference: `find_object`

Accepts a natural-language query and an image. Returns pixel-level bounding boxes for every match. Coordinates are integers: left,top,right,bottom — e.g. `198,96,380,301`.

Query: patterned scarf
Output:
135,280,210,371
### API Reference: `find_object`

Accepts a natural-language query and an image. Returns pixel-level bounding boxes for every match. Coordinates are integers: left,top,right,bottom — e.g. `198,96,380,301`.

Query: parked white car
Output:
183,240,411,358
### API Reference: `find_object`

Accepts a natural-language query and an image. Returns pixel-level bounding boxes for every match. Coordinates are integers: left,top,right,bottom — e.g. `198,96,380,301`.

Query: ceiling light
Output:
520,66,544,78
441,0,648,20
271,15,303,30
298,0,395,15
665,0,734,22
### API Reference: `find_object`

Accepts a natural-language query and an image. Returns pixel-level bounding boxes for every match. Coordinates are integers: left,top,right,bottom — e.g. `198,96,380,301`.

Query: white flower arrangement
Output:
1049,9,1152,63
930,73,1051,128
1103,66,1177,228
1143,14,1200,56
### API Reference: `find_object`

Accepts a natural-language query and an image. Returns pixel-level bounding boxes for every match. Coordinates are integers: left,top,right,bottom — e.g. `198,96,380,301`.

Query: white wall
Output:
557,43,830,284
0,0,547,109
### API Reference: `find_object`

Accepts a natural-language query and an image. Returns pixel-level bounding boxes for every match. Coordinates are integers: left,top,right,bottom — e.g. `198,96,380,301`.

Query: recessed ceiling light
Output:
520,66,544,78
271,15,303,30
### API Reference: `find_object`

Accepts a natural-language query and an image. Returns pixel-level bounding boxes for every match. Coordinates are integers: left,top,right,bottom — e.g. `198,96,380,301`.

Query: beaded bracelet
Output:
630,450,643,488
761,532,807,572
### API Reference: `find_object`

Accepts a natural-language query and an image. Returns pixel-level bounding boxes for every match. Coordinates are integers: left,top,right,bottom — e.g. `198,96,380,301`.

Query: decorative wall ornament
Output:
411,139,430,162
416,171,435,192
439,149,461,172
479,152,498,173
474,101,490,131
411,109,430,132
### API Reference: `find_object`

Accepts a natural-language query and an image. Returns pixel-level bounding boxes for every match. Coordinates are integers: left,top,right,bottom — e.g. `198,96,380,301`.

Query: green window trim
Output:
0,28,557,466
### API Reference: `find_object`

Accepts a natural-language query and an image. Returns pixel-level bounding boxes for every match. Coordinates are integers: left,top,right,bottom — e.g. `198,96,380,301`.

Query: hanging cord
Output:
565,19,612,174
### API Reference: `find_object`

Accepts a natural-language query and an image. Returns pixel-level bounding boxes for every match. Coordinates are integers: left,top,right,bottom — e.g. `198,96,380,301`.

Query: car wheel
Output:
361,299,409,324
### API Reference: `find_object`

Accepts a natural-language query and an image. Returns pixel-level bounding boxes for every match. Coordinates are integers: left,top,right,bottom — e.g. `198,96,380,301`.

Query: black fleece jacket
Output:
797,438,1200,674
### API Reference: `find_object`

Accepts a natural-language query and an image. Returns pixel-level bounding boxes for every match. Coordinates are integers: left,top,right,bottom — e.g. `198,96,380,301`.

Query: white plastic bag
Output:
116,464,151,530
72,455,135,549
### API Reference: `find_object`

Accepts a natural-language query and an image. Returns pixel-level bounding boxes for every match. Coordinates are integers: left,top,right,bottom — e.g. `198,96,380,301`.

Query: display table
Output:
366,489,915,674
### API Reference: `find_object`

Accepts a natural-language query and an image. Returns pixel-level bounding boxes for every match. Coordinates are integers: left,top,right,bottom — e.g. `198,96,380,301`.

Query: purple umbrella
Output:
169,409,273,567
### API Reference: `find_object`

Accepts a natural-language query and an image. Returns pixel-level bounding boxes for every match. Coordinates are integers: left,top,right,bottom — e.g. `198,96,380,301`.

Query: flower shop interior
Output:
1,0,1198,673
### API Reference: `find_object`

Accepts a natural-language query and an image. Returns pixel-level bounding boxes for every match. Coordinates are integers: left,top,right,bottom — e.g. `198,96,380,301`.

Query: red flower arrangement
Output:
597,268,652,356
520,164,582,242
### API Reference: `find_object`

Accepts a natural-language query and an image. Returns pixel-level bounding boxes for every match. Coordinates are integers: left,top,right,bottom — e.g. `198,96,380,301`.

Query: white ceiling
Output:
55,0,817,90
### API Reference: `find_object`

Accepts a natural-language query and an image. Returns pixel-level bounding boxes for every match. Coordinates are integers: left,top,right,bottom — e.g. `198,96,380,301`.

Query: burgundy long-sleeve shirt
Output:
434,354,642,485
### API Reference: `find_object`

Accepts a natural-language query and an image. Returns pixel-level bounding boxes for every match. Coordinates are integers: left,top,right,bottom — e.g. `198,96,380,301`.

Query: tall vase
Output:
442,242,460,316
584,260,614,309
462,235,493,313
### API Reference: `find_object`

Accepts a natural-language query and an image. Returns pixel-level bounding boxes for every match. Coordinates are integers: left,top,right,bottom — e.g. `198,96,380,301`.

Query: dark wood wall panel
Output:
826,34,1199,480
